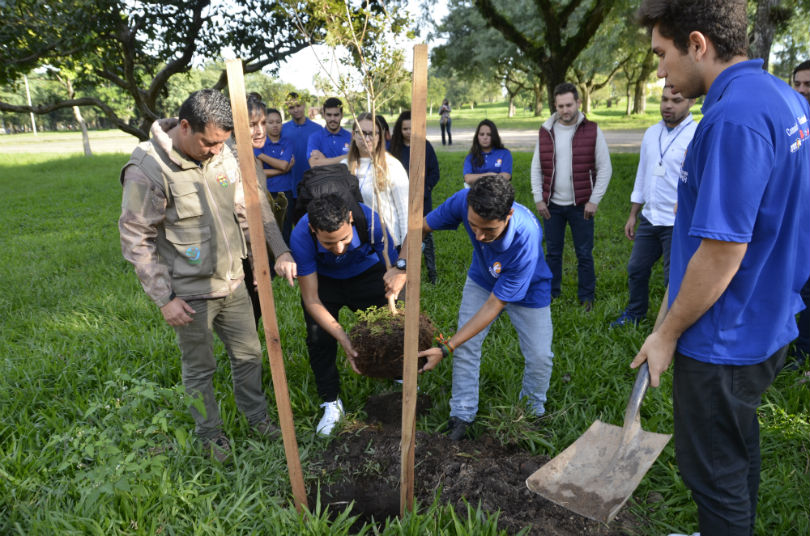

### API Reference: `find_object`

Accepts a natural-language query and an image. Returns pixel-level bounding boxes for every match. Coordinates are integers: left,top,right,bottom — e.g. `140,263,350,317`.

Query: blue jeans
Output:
543,202,595,301
625,216,673,318
440,118,452,145
449,277,554,422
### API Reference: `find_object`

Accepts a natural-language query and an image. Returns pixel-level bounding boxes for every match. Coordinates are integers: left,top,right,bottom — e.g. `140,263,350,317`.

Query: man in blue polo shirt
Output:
291,194,399,436
281,92,322,239
634,1,810,534
307,97,352,167
386,175,554,441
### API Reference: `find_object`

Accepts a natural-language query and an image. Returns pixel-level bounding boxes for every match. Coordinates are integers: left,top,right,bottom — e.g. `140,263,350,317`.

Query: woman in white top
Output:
346,113,409,249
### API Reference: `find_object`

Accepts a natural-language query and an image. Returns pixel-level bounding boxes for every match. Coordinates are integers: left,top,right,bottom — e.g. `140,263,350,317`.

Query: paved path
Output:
0,125,645,155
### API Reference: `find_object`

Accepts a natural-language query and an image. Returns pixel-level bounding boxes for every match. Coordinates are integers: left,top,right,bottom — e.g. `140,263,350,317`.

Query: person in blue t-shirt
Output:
250,102,294,242
291,194,400,437
385,175,554,441
282,92,322,240
307,97,352,168
463,119,512,188
634,2,810,534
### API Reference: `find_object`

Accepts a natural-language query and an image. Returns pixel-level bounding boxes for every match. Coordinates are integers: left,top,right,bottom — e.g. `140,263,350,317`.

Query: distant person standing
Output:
530,82,612,310
307,97,352,167
439,98,452,146
281,92,321,240
789,59,810,369
463,119,512,187
633,1,809,534
611,86,696,327
390,110,441,283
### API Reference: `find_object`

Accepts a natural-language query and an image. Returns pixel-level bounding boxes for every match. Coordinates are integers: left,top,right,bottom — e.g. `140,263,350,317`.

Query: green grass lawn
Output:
0,151,807,535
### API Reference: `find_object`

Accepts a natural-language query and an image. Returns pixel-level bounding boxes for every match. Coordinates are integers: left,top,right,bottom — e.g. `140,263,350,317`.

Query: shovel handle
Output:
622,362,650,430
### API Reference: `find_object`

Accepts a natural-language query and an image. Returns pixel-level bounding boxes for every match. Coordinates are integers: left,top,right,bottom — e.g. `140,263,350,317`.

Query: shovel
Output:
526,362,671,523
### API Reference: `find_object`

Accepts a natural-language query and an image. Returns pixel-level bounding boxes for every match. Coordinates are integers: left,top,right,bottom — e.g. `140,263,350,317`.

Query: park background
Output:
1,1,809,535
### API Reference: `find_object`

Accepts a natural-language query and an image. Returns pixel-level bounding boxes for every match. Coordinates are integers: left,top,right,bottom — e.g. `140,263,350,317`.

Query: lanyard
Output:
658,119,692,165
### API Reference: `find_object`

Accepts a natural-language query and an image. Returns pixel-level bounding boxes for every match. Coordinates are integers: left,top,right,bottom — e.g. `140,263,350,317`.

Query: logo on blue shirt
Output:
488,261,502,278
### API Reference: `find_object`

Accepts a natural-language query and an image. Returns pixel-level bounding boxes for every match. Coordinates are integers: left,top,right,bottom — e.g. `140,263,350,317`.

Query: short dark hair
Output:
467,175,514,221
637,0,747,62
286,91,302,103
266,107,282,120
323,97,343,111
793,60,810,79
178,89,233,133
553,82,579,102
307,194,350,232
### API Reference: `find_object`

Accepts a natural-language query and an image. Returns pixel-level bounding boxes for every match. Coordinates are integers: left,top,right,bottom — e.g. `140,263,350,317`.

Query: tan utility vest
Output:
122,140,247,299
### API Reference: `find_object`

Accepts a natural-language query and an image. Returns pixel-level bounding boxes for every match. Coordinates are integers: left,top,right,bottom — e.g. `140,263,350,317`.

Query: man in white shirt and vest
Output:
611,86,697,327
531,82,612,310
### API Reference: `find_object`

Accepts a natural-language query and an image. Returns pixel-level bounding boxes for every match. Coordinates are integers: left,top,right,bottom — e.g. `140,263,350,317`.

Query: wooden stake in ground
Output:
400,43,428,516
225,59,308,513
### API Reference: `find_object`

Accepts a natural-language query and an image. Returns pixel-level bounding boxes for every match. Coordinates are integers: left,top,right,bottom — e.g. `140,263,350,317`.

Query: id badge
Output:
653,162,665,177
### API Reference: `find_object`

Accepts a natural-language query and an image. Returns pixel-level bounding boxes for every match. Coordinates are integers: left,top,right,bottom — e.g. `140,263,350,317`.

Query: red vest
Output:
538,118,598,205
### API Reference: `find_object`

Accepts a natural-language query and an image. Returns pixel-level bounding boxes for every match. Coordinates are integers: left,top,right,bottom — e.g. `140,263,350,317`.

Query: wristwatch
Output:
395,258,407,271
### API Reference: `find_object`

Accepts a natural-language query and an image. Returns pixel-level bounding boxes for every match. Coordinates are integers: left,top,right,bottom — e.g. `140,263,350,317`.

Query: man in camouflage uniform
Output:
119,89,291,461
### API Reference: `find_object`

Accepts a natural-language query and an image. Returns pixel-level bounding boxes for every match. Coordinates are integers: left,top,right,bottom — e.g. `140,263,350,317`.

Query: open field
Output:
1,100,699,155
1,150,807,535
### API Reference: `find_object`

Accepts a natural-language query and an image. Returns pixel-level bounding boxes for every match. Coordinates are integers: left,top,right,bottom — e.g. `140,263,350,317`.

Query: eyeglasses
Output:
354,130,378,139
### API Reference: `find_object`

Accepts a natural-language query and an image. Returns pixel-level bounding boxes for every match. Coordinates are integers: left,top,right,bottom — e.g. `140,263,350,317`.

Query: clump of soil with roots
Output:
349,305,433,378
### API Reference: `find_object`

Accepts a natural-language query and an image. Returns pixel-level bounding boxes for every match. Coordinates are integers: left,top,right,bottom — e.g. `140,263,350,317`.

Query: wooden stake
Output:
400,43,428,516
226,59,308,513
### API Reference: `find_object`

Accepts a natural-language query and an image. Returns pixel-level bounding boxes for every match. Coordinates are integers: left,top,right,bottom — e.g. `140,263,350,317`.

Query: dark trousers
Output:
423,232,437,279
625,216,673,318
543,202,595,301
302,263,388,402
794,278,810,359
283,195,296,244
440,118,452,145
673,346,787,536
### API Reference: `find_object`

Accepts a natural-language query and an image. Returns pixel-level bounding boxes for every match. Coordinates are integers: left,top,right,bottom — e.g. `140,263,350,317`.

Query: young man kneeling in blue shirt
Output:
291,194,399,436
386,175,555,440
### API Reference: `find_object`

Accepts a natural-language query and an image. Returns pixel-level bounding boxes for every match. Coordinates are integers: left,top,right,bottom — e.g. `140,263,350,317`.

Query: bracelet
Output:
435,333,455,357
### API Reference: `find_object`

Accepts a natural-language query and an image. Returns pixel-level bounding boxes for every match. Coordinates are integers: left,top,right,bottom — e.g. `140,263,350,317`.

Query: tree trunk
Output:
581,86,592,115
625,82,632,116
749,0,781,69
532,84,544,116
632,79,646,115
73,105,92,156
632,50,656,114
508,95,515,118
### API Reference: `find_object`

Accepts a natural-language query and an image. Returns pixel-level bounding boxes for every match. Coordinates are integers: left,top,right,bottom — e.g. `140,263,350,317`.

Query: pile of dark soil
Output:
349,309,434,378
309,392,642,535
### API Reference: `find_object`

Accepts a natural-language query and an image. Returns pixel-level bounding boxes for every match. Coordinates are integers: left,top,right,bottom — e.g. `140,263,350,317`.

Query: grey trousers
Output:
174,282,268,439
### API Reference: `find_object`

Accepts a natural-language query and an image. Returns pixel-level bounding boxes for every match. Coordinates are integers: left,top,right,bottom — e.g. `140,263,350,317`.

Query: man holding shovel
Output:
386,175,554,441
633,1,810,534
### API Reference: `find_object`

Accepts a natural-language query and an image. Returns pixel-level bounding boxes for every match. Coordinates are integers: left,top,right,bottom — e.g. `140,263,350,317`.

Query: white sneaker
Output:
667,532,699,536
316,399,344,436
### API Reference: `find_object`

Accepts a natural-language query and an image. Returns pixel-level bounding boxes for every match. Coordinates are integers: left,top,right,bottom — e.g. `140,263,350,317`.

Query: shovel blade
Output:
526,419,671,523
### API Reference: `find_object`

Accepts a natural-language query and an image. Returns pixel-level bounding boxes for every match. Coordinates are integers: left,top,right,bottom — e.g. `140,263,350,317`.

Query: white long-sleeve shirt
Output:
355,152,410,246
530,111,612,206
631,114,697,226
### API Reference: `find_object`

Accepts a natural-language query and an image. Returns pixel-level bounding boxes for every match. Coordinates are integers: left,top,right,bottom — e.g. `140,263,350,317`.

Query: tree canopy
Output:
0,0,399,140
